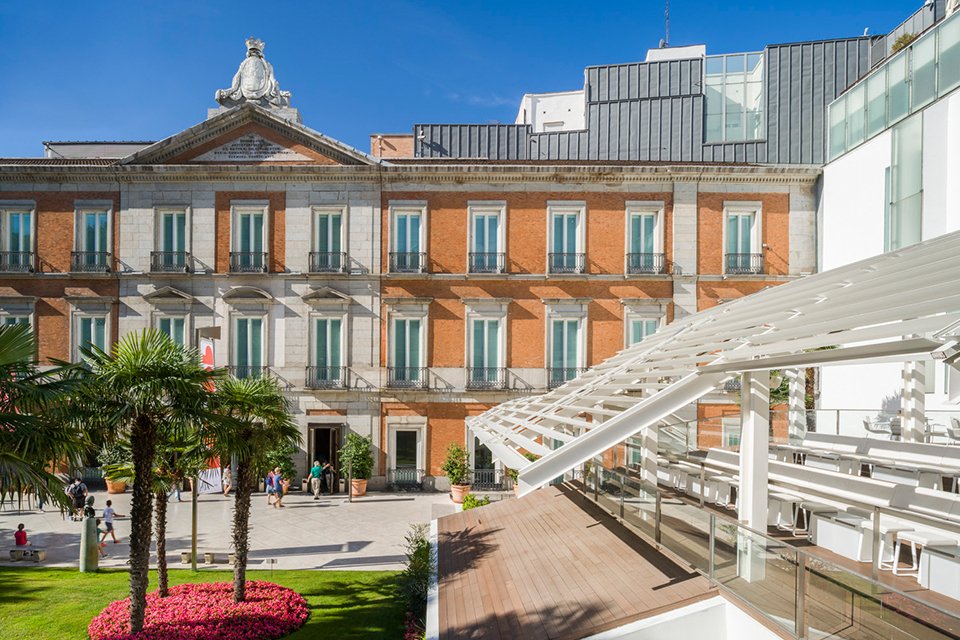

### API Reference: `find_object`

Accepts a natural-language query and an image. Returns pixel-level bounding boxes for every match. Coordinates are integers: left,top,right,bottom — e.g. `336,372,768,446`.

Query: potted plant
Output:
441,443,471,503
98,442,130,494
339,433,373,497
508,452,541,497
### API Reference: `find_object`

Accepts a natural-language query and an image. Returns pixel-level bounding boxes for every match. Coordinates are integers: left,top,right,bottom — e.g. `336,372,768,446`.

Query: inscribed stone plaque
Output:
193,133,311,162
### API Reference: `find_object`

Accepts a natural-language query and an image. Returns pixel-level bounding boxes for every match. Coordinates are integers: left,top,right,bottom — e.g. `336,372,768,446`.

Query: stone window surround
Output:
307,308,348,369
462,298,509,372
721,200,764,273
229,309,270,369
153,205,192,254
0,295,36,330
546,200,587,264
229,200,270,254
466,200,507,260
541,298,590,370
0,200,36,253
311,204,347,254
388,200,427,255
385,298,430,369
74,200,114,253
68,297,112,362
151,310,192,346
385,415,427,473
621,298,669,348
623,200,665,269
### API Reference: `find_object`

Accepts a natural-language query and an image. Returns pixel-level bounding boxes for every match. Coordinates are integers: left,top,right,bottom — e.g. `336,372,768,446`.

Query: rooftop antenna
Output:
664,0,670,47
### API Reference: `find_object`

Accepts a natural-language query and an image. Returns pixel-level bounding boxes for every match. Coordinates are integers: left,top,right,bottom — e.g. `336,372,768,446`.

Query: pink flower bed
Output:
88,581,309,640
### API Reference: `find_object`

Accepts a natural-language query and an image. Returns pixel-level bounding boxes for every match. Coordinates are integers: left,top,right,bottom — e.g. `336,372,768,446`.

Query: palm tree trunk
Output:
128,415,158,633
232,459,252,603
154,487,169,597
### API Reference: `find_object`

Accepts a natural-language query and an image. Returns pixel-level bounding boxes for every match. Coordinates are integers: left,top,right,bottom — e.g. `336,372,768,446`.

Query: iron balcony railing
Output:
548,252,585,274
387,468,424,489
468,252,505,274
548,367,588,389
71,251,111,273
626,252,666,274
387,367,428,389
229,252,268,273
472,468,511,491
309,251,348,273
725,252,764,274
0,251,34,272
150,251,191,273
305,366,347,389
228,365,269,380
389,252,426,273
466,367,507,390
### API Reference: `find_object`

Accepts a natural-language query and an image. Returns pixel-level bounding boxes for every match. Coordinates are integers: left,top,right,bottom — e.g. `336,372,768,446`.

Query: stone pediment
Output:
119,104,378,167
301,287,352,306
144,286,195,305
222,286,273,304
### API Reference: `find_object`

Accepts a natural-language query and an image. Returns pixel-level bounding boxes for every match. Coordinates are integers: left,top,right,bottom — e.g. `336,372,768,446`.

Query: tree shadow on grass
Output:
284,573,405,639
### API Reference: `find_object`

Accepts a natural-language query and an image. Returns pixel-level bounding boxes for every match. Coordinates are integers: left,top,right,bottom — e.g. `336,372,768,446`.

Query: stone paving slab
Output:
0,489,456,571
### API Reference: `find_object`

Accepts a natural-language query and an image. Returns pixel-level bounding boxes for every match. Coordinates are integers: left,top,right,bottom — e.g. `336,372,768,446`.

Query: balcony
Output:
389,252,426,273
228,365,269,379
466,367,507,390
548,367,588,389
626,252,666,275
387,468,424,490
71,251,111,273
305,366,347,389
229,252,268,273
150,251,191,273
548,252,585,274
725,253,764,275
472,468,511,491
0,251,34,273
468,252,505,274
387,366,428,389
309,251,348,273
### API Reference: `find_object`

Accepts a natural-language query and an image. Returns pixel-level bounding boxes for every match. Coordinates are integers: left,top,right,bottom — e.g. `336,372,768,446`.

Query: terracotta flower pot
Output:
513,484,519,497
350,479,367,497
450,484,471,504
105,479,127,494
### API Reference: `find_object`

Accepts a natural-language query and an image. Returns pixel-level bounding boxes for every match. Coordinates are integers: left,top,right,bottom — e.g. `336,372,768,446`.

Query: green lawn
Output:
0,567,405,640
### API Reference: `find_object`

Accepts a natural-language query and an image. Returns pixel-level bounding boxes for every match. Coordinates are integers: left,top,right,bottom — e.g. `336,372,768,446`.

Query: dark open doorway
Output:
310,425,343,492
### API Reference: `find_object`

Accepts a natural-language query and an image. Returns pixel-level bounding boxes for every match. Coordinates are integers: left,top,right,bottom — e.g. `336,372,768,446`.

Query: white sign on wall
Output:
193,133,311,162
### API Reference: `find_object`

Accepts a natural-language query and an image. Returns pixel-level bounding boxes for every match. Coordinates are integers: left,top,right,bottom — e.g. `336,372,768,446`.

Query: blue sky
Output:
0,0,925,157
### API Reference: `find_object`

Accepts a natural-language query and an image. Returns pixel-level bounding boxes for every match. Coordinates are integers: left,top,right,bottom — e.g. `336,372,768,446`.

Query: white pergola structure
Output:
467,231,960,531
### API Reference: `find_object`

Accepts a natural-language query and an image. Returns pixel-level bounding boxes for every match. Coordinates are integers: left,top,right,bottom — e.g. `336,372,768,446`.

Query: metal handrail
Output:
229,252,268,273
0,251,34,272
308,251,348,273
150,251,191,273
626,252,666,274
548,252,585,274
389,252,426,273
468,252,505,274
71,251,111,273
725,252,764,274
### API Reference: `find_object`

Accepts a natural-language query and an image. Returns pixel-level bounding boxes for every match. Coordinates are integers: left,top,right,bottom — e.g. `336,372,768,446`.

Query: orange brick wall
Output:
697,280,781,311
382,191,674,275
214,192,286,273
697,192,789,276
697,402,789,449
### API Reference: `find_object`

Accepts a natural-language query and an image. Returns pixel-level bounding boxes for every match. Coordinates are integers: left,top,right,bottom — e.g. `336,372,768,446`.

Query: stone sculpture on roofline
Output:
210,37,300,122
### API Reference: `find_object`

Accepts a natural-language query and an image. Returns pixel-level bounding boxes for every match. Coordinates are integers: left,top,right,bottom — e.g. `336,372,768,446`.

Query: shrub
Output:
260,440,298,482
97,442,130,469
397,523,433,626
461,494,490,510
440,443,470,485
892,32,918,53
338,433,373,480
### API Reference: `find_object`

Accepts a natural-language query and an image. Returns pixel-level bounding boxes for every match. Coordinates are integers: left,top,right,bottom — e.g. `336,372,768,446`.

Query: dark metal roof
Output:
0,158,117,165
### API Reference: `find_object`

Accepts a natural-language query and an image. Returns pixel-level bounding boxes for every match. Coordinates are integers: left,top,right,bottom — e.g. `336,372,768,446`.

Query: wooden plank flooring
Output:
436,484,716,640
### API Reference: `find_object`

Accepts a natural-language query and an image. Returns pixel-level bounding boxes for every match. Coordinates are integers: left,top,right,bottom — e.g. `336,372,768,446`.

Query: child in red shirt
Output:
14,523,29,547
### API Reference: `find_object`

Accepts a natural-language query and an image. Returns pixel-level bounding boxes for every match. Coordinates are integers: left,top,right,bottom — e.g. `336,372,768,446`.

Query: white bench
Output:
8,548,46,562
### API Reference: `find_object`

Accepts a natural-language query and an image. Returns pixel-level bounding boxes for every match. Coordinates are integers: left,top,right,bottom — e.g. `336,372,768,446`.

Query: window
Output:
887,52,910,125
845,84,866,149
721,417,741,448
312,208,345,272
549,318,582,387
704,52,764,143
387,422,425,486
627,318,659,346
468,203,504,273
939,14,960,94
391,205,425,272
390,317,424,385
232,206,266,272
76,315,107,359
155,208,188,271
626,205,663,273
311,317,344,386
468,318,503,387
0,207,32,271
2,315,30,327
865,71,887,139
548,204,584,273
157,316,186,346
233,316,264,378
76,208,109,271
911,35,937,111
887,115,923,251
724,205,762,274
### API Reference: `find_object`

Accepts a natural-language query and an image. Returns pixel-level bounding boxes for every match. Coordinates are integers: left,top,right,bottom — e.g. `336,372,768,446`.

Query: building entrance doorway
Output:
309,425,342,493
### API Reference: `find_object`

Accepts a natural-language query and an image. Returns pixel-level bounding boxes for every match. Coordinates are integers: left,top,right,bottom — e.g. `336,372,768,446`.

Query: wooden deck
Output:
436,483,716,640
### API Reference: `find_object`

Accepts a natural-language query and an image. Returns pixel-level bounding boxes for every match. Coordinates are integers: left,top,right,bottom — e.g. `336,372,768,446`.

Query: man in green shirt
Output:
310,460,322,500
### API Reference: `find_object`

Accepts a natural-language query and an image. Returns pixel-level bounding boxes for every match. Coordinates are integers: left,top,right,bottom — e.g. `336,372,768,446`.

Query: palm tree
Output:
0,323,83,511
74,330,221,633
209,376,299,602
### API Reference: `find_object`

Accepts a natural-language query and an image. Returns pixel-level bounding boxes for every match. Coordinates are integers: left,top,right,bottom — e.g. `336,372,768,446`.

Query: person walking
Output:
322,460,337,495
101,500,124,544
265,469,276,506
95,519,109,558
272,467,285,508
222,466,232,497
167,480,182,502
67,478,87,521
309,460,322,500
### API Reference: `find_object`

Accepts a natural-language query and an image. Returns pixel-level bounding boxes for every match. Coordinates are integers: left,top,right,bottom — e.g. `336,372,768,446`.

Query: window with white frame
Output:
157,315,187,346
468,203,505,273
549,317,583,387
627,317,660,346
75,314,108,360
232,316,265,378
232,205,267,271
468,317,502,387
387,419,426,482
626,204,663,274
391,205,425,272
155,208,188,271
724,204,762,274
721,416,741,448
2,315,30,327
0,206,33,271
312,207,345,272
76,208,110,271
548,204,584,273
390,316,424,384
311,315,344,384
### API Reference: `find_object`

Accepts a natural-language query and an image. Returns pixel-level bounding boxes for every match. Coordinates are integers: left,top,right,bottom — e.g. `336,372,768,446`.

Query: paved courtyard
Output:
0,488,458,571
